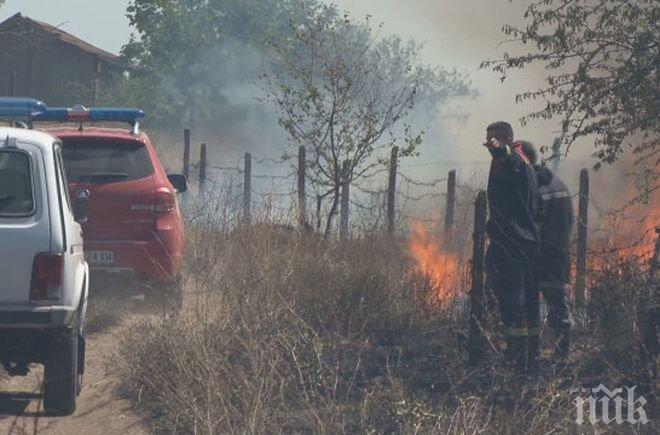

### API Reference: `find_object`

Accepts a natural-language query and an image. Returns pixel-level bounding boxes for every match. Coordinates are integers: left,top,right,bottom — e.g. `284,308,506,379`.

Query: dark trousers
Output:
534,249,572,331
486,241,539,372
486,241,539,335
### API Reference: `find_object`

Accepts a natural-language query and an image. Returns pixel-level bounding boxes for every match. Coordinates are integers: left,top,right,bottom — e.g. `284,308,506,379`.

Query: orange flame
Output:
409,222,462,307
587,161,659,265
589,196,659,268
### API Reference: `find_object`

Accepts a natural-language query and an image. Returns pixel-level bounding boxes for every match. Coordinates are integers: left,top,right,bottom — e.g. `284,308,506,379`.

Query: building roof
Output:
0,13,121,65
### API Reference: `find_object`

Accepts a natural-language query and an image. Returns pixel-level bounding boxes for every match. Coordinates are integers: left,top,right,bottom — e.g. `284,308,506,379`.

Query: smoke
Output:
329,0,657,216
334,1,562,151
155,4,476,211
148,0,655,231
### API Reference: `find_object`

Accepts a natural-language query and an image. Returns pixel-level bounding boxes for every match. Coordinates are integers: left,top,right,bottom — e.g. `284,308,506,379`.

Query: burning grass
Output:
114,203,657,433
408,222,470,309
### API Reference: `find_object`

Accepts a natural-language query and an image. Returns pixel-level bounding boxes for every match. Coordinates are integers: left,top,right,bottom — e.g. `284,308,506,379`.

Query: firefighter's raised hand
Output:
483,137,501,150
484,136,509,159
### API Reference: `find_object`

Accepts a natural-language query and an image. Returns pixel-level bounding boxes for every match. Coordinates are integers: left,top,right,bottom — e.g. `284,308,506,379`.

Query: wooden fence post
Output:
243,152,252,225
316,195,322,232
298,146,307,229
576,168,589,303
10,71,16,97
445,169,457,234
183,128,191,178
387,146,399,236
340,160,351,239
551,137,562,174
198,143,207,193
469,191,488,366
652,227,660,278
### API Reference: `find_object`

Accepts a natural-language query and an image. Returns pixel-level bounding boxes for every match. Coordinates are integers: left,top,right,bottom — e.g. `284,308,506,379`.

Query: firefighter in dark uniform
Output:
484,122,539,373
520,142,573,365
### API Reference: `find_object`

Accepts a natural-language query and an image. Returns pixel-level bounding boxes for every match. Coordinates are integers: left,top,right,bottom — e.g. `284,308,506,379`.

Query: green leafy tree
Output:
482,0,659,175
120,0,314,132
261,4,471,236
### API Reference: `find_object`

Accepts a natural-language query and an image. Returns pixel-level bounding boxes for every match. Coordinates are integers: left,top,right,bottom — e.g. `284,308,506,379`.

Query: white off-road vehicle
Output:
0,120,89,415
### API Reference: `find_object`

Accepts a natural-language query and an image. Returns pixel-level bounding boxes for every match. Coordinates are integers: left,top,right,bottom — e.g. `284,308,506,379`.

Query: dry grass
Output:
115,202,657,434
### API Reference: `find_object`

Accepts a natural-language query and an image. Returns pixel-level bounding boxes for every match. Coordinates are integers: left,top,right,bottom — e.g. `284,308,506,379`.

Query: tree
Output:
120,0,314,132
481,0,659,175
261,4,471,237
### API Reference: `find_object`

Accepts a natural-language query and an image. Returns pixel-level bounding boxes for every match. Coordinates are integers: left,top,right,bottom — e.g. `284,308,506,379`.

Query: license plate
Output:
85,250,115,265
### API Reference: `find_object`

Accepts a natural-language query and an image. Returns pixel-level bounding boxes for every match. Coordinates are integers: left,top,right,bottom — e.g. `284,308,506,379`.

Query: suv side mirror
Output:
74,189,90,223
168,174,188,193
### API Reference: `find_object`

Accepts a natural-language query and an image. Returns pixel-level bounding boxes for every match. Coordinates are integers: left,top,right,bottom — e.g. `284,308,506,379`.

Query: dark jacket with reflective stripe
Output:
534,165,574,283
486,142,539,252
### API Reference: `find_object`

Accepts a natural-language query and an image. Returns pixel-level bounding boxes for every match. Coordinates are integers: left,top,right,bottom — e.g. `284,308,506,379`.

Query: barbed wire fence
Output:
182,140,474,239
178,128,658,296
176,128,658,367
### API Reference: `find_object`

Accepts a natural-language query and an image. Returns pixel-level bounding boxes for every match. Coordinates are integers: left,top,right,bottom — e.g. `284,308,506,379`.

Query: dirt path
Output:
0,292,159,434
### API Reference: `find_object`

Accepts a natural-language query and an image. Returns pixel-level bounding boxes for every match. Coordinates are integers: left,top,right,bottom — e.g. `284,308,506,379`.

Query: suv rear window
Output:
61,139,154,184
0,150,34,216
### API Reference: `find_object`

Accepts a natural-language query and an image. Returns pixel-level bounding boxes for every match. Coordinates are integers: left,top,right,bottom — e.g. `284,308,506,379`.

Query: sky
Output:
0,0,589,171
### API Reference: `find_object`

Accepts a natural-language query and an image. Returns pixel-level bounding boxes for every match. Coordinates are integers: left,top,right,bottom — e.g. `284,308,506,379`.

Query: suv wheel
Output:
43,330,78,416
76,333,86,396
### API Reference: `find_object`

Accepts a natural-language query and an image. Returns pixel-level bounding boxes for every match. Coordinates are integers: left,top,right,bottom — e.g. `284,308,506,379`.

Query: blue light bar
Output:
0,99,146,131
33,108,69,122
0,97,47,118
33,106,145,124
